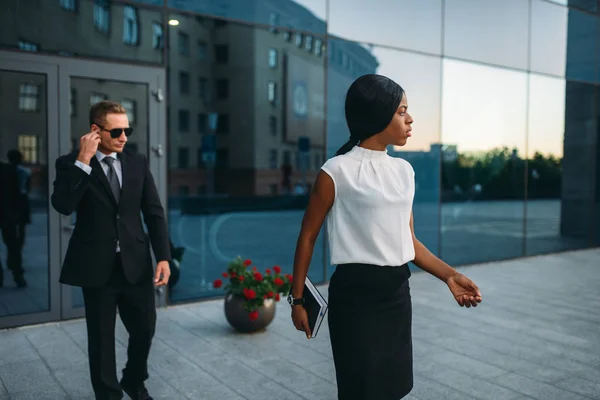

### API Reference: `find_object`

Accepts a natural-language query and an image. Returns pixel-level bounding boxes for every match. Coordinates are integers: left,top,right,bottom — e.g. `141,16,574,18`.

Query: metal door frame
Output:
0,50,167,327
59,57,167,320
0,51,61,329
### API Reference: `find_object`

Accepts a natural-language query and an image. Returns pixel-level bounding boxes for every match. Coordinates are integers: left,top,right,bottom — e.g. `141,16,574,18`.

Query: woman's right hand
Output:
291,305,312,339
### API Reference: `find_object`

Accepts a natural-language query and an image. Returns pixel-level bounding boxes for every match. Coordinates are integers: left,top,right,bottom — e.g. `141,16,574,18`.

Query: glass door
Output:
0,52,61,329
59,58,166,319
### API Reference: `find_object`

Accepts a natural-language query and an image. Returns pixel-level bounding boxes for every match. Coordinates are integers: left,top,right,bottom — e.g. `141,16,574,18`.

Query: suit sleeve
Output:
50,156,92,216
140,155,171,262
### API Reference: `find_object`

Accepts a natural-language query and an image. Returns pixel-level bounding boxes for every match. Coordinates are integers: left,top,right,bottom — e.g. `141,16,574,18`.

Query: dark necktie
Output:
102,157,120,203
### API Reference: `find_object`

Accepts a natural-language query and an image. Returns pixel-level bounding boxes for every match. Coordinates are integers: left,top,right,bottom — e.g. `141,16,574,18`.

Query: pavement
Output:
1,247,599,399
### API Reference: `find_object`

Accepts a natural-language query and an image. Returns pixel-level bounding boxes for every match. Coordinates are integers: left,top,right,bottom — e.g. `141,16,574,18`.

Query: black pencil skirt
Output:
328,263,413,400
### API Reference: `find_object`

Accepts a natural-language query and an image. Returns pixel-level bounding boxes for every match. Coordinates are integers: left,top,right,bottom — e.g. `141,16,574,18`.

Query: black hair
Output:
335,74,405,156
7,149,23,165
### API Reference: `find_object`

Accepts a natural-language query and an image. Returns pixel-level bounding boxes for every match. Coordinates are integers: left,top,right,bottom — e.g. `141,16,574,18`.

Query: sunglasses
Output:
96,124,134,139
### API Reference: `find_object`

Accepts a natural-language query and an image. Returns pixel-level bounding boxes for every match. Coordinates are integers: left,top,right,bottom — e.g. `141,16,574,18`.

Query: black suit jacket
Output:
51,150,171,287
0,162,19,226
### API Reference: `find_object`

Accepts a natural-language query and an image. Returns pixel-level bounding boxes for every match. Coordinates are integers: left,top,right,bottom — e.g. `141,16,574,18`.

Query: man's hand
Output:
447,273,482,308
76,129,101,165
154,260,170,286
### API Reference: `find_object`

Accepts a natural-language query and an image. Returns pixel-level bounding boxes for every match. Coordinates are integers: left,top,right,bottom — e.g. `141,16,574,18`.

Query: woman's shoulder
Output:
388,156,415,176
321,153,348,173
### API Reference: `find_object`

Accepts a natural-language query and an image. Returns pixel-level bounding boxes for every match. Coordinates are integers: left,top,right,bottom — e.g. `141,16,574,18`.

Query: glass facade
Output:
1,0,599,314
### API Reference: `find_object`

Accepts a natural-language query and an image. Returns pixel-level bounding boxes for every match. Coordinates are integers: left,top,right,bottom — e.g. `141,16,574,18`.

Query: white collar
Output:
95,151,118,162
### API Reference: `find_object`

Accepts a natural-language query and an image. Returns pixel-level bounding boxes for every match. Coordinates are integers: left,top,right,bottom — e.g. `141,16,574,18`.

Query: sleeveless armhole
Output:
320,162,337,202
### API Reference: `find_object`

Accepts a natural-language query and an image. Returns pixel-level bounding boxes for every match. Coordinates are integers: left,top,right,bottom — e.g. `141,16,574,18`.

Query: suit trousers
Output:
82,254,156,400
0,221,24,282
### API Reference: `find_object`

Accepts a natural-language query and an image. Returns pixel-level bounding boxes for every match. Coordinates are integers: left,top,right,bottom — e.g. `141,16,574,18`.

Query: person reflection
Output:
0,154,27,289
7,150,31,254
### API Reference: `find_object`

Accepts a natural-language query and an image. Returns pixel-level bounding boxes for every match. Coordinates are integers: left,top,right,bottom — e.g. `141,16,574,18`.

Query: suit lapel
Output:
90,156,118,206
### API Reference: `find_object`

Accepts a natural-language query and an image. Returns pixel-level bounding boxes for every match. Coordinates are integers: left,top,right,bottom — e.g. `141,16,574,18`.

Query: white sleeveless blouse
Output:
321,145,416,267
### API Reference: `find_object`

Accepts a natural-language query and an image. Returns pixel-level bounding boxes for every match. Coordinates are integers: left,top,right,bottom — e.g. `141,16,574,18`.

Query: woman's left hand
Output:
446,273,482,308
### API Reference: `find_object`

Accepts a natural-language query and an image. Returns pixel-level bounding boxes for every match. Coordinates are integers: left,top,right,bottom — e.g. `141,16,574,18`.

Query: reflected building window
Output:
19,83,40,112
283,31,291,42
198,77,208,101
121,99,136,125
295,33,303,47
60,0,77,12
178,109,190,132
314,38,322,56
123,6,139,45
179,71,190,94
198,113,207,133
18,135,39,164
216,79,229,100
178,32,190,56
93,0,110,35
90,92,107,106
269,149,278,169
305,36,313,52
268,48,278,68
152,22,164,49
178,147,189,169
269,116,277,136
18,40,38,52
269,12,279,33
198,41,208,60
268,81,276,105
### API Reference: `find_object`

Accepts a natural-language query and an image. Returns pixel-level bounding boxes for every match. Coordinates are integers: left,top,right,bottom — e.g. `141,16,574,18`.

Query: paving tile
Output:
494,373,592,400
9,387,69,400
52,367,93,399
0,329,41,366
554,375,600,398
411,375,475,400
0,360,60,395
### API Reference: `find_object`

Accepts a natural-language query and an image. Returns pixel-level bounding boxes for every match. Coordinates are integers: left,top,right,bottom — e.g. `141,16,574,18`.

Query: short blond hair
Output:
89,100,127,126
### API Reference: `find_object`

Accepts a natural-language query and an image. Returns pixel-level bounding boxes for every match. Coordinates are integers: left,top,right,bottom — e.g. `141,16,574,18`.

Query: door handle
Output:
152,144,164,157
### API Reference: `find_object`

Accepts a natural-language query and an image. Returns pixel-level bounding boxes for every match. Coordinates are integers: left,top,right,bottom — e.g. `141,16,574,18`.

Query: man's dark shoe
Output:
120,379,153,400
14,274,26,288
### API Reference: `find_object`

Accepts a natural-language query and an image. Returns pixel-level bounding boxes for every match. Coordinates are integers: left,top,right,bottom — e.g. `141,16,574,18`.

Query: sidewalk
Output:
1,248,599,400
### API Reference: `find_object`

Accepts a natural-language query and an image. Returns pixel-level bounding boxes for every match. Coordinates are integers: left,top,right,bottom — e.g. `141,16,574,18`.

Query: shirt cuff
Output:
74,160,92,175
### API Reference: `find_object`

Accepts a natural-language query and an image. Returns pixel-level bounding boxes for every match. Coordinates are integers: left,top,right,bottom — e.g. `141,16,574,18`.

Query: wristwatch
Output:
287,293,305,306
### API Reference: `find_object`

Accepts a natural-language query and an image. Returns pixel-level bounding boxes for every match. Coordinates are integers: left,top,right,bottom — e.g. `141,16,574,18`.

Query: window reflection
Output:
167,0,326,34
530,0,567,77
565,9,598,84
166,14,327,303
0,0,163,64
441,59,527,265
444,0,529,70
328,0,442,55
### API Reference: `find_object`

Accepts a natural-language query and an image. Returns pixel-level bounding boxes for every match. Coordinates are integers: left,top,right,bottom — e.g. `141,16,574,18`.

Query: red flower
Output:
273,277,284,287
230,272,237,278
243,288,256,300
238,275,245,282
264,294,268,299
266,291,274,298
254,272,263,282
265,269,271,275
286,274,293,282
273,265,281,274
244,259,252,266
275,293,280,301
252,267,257,271
213,279,223,289
249,311,259,321
222,272,229,278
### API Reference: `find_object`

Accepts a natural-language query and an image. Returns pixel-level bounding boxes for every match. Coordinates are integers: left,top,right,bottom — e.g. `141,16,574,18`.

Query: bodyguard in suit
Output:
51,101,171,400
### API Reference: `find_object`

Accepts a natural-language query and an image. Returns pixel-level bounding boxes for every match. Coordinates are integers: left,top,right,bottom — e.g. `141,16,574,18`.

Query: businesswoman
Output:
289,74,483,400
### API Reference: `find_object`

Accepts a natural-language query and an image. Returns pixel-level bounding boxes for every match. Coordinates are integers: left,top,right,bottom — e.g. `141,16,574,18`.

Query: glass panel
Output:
530,0,568,77
68,77,149,308
526,74,592,255
0,0,164,64
328,0,442,55
569,0,597,12
0,70,49,316
441,59,527,265
166,14,327,303
444,0,529,70
565,9,598,84
167,0,327,35
326,39,442,277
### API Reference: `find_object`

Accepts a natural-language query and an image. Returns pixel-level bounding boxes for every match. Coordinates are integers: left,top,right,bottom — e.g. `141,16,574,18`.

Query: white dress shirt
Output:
321,145,416,267
75,151,122,252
